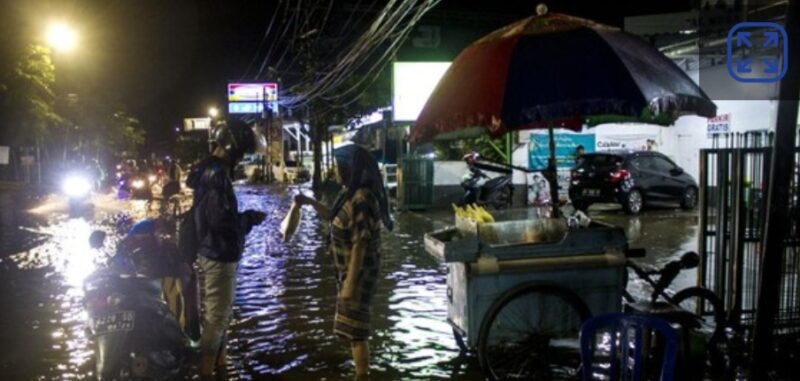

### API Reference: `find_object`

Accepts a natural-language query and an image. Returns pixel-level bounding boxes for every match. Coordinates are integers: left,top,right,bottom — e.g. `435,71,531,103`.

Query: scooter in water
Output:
85,225,191,381
459,153,514,210
62,171,95,215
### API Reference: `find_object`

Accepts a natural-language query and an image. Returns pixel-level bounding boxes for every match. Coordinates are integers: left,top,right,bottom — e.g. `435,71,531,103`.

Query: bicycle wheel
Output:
478,284,591,380
671,287,726,371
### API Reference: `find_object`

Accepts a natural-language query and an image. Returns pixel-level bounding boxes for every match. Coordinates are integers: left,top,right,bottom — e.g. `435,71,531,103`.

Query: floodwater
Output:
0,186,698,380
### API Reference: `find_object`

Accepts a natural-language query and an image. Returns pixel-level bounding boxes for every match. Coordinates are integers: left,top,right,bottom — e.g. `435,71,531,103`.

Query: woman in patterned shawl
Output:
294,144,393,377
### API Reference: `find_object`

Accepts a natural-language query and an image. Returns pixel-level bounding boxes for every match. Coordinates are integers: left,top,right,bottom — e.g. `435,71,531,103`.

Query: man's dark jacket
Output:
186,156,257,262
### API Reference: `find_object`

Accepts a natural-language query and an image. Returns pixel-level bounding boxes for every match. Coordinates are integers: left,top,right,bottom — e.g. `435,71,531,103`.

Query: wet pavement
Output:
0,186,699,380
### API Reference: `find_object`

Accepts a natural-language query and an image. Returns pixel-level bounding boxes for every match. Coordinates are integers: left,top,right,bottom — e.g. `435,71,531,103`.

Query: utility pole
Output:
751,0,800,377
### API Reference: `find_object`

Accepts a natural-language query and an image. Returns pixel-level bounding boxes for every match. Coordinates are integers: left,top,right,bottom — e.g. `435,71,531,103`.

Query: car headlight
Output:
147,174,157,183
131,179,145,189
63,175,92,198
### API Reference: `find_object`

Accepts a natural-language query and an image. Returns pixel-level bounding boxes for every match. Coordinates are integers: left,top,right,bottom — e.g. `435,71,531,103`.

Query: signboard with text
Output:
228,83,278,102
528,133,596,170
227,82,279,115
595,133,657,152
183,117,211,131
707,113,731,137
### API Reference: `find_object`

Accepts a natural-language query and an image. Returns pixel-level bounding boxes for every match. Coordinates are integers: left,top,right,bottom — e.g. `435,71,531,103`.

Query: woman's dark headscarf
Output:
329,144,393,231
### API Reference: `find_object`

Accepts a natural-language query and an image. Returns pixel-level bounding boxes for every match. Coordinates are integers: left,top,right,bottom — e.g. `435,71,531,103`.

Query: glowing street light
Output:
45,22,78,53
208,107,219,118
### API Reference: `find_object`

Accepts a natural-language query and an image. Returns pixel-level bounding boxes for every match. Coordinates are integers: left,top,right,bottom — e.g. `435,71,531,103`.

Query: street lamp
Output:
45,22,78,53
208,106,219,118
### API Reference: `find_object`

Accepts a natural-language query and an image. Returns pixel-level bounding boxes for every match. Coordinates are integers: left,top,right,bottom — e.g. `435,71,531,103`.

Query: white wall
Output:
433,161,467,186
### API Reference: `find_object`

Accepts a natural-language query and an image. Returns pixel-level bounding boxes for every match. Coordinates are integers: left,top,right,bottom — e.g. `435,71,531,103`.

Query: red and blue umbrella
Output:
409,11,717,143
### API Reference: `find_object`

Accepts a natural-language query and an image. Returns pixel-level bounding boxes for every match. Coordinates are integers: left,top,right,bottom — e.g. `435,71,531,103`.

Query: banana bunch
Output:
452,203,496,224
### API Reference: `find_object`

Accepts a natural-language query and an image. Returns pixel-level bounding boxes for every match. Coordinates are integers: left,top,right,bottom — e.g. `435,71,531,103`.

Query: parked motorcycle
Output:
85,226,190,380
459,152,514,210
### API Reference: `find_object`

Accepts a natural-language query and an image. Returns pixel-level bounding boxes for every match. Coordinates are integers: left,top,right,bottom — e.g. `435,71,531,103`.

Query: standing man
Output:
574,144,585,167
186,119,266,381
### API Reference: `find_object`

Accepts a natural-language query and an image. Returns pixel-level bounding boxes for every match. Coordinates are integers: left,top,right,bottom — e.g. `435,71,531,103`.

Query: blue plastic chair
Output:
580,313,679,381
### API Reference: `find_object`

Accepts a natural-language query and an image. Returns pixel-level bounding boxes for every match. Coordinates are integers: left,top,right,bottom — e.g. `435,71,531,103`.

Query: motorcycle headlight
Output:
63,175,92,198
147,174,157,183
131,179,145,189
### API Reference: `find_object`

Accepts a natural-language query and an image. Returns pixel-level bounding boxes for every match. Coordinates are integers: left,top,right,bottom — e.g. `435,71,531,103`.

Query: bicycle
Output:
623,250,727,377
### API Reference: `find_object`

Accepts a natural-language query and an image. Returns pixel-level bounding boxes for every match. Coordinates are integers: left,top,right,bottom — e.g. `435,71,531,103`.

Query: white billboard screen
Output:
392,62,450,122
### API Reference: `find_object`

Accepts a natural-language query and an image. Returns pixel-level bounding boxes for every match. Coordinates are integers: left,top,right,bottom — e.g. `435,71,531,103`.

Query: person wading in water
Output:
294,144,393,379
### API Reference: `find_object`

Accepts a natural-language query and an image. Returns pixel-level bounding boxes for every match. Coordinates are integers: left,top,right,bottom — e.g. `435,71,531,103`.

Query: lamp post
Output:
39,21,78,184
207,107,220,149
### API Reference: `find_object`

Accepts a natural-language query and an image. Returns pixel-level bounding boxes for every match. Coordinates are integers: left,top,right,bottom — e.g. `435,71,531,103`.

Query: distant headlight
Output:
147,174,157,183
131,179,145,189
63,175,92,198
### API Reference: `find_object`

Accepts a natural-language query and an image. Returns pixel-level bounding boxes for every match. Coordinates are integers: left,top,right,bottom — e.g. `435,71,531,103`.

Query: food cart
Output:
424,214,628,379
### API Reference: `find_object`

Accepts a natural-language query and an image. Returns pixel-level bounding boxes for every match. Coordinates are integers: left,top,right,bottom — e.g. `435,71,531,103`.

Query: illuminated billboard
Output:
228,83,278,102
228,102,278,115
392,62,451,122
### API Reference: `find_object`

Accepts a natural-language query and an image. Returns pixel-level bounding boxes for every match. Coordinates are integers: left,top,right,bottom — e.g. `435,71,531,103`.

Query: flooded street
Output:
0,186,698,380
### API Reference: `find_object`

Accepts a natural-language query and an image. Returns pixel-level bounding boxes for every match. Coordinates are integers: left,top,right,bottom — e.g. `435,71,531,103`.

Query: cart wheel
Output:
453,328,469,353
478,284,591,380
671,287,726,372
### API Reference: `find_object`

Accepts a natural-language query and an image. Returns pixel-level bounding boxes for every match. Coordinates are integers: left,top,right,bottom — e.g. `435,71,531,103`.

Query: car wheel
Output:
681,186,698,210
623,189,643,215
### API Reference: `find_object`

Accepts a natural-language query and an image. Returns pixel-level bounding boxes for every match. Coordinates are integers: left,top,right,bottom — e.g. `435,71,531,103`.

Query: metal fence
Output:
698,130,800,334
397,157,434,210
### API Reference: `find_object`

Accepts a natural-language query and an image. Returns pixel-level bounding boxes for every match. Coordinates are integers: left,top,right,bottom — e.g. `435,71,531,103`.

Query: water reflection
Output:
0,186,700,380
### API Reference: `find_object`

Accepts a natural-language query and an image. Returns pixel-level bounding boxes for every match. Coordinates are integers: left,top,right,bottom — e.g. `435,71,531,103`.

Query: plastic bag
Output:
280,201,301,242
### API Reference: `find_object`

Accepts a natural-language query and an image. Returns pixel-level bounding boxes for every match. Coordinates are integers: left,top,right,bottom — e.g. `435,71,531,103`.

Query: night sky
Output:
0,0,692,154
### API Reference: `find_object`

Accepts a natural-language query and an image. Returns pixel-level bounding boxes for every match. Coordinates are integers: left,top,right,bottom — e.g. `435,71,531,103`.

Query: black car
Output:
568,151,698,214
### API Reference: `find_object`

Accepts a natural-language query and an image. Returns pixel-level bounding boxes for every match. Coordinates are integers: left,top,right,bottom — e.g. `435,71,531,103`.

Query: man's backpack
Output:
176,205,200,263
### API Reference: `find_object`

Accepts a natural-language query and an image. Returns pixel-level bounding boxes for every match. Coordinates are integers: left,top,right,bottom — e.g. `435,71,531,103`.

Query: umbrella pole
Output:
547,126,560,217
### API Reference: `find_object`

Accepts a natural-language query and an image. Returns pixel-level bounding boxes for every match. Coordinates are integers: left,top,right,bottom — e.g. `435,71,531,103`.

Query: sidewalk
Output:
0,181,52,192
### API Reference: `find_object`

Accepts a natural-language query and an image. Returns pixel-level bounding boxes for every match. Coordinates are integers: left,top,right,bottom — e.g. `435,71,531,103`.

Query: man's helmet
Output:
462,151,479,165
212,118,260,163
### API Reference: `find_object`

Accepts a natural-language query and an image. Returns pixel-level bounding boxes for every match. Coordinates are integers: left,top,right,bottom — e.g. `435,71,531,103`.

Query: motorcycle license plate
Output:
582,188,600,197
91,311,135,335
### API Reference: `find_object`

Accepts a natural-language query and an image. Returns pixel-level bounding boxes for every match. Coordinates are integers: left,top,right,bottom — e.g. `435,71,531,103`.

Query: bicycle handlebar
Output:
626,251,700,303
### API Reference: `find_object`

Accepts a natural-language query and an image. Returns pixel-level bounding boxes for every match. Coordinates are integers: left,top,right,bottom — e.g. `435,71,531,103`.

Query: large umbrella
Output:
409,9,716,213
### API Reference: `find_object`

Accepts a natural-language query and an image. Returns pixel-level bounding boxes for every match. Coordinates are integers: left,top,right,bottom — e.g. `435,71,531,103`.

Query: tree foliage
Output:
0,44,61,144
0,44,145,161
65,96,146,158
434,133,511,163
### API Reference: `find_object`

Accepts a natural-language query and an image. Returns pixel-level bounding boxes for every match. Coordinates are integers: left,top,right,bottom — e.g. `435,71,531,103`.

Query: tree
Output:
0,44,61,145
66,96,146,159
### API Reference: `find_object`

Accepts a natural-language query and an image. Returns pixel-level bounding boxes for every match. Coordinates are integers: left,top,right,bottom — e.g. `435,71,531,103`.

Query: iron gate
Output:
699,131,800,333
